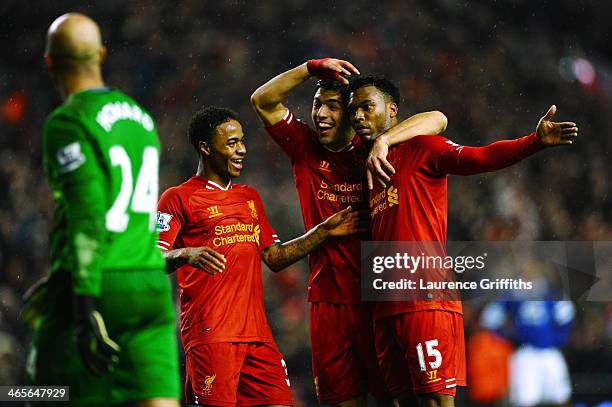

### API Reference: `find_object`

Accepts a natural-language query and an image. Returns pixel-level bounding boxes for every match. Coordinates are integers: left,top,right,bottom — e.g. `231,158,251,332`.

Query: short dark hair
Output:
189,106,238,151
348,75,401,105
315,78,350,103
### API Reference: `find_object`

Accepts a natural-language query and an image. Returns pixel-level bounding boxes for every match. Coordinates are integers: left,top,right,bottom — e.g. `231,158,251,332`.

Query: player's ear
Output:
388,102,398,119
98,45,107,64
199,141,211,157
44,53,53,71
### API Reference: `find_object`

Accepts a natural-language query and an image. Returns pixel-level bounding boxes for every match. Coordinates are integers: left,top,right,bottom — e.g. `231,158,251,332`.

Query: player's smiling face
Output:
348,85,397,141
208,119,247,179
311,88,350,147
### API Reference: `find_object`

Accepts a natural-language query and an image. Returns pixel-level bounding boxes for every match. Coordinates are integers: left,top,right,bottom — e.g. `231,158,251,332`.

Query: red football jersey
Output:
157,176,281,351
370,134,542,318
266,110,369,304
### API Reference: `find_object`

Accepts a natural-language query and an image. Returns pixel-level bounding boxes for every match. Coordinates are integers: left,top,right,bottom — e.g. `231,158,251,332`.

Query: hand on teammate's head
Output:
307,58,360,85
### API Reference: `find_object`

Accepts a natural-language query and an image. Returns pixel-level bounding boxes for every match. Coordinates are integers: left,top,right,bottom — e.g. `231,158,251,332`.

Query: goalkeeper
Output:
25,13,179,407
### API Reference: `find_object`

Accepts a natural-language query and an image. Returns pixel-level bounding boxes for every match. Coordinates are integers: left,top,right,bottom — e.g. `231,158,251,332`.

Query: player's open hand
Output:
185,247,226,275
306,58,360,85
320,206,364,237
536,105,579,146
367,137,396,189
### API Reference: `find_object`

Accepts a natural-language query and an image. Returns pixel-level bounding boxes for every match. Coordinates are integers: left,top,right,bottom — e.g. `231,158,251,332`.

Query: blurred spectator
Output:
467,328,513,406
481,300,575,407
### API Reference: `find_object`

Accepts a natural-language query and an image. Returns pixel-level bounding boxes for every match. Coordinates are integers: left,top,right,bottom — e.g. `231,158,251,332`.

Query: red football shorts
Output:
374,310,466,397
184,342,293,406
310,302,391,404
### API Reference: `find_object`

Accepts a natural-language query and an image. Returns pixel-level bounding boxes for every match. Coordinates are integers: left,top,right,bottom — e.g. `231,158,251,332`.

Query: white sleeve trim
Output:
157,240,171,250
282,109,291,122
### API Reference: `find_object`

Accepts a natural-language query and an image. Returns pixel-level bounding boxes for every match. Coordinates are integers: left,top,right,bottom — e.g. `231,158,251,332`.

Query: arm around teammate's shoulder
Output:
366,110,448,189
376,110,448,148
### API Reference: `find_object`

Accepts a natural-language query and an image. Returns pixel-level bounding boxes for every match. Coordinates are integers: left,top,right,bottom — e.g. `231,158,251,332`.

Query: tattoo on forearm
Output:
163,249,186,274
262,226,327,271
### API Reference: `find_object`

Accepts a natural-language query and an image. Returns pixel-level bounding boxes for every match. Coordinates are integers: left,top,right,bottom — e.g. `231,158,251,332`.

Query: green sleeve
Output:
43,115,108,297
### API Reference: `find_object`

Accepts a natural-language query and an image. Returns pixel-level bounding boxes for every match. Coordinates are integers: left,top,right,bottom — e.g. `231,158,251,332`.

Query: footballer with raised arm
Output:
250,58,447,407
156,106,360,407
28,13,180,407
347,75,578,407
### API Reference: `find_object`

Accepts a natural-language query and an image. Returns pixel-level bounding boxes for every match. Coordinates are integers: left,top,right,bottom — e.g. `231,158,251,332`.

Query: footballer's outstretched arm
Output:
250,58,359,126
261,207,362,272
367,110,449,188
162,247,226,275
433,105,578,176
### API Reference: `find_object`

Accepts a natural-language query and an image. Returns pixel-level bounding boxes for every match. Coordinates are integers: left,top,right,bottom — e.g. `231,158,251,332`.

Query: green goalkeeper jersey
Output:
43,87,164,297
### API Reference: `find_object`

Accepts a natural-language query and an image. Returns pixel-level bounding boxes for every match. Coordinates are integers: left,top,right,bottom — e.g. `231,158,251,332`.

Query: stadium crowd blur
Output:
2,0,611,405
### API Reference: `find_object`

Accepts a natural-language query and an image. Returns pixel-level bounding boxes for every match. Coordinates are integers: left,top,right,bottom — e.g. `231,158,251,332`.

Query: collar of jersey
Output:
193,175,232,191
323,142,355,153
85,86,112,93
72,86,112,97
67,87,112,104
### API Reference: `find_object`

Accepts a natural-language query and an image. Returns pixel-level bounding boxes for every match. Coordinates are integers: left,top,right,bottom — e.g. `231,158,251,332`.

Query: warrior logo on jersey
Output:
207,205,223,219
318,160,332,172
247,200,258,220
387,185,399,207
425,370,440,383
56,142,86,173
156,212,172,232
202,374,216,395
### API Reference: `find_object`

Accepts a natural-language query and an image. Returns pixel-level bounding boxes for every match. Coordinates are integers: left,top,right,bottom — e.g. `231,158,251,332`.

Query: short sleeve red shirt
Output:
266,110,369,304
157,176,280,351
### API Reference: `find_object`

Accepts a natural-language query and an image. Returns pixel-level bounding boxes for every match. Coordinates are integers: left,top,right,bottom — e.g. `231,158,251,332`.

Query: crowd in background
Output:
2,0,611,405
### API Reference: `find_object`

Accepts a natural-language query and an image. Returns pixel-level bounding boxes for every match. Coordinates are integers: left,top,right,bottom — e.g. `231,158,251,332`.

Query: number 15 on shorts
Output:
416,339,442,371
